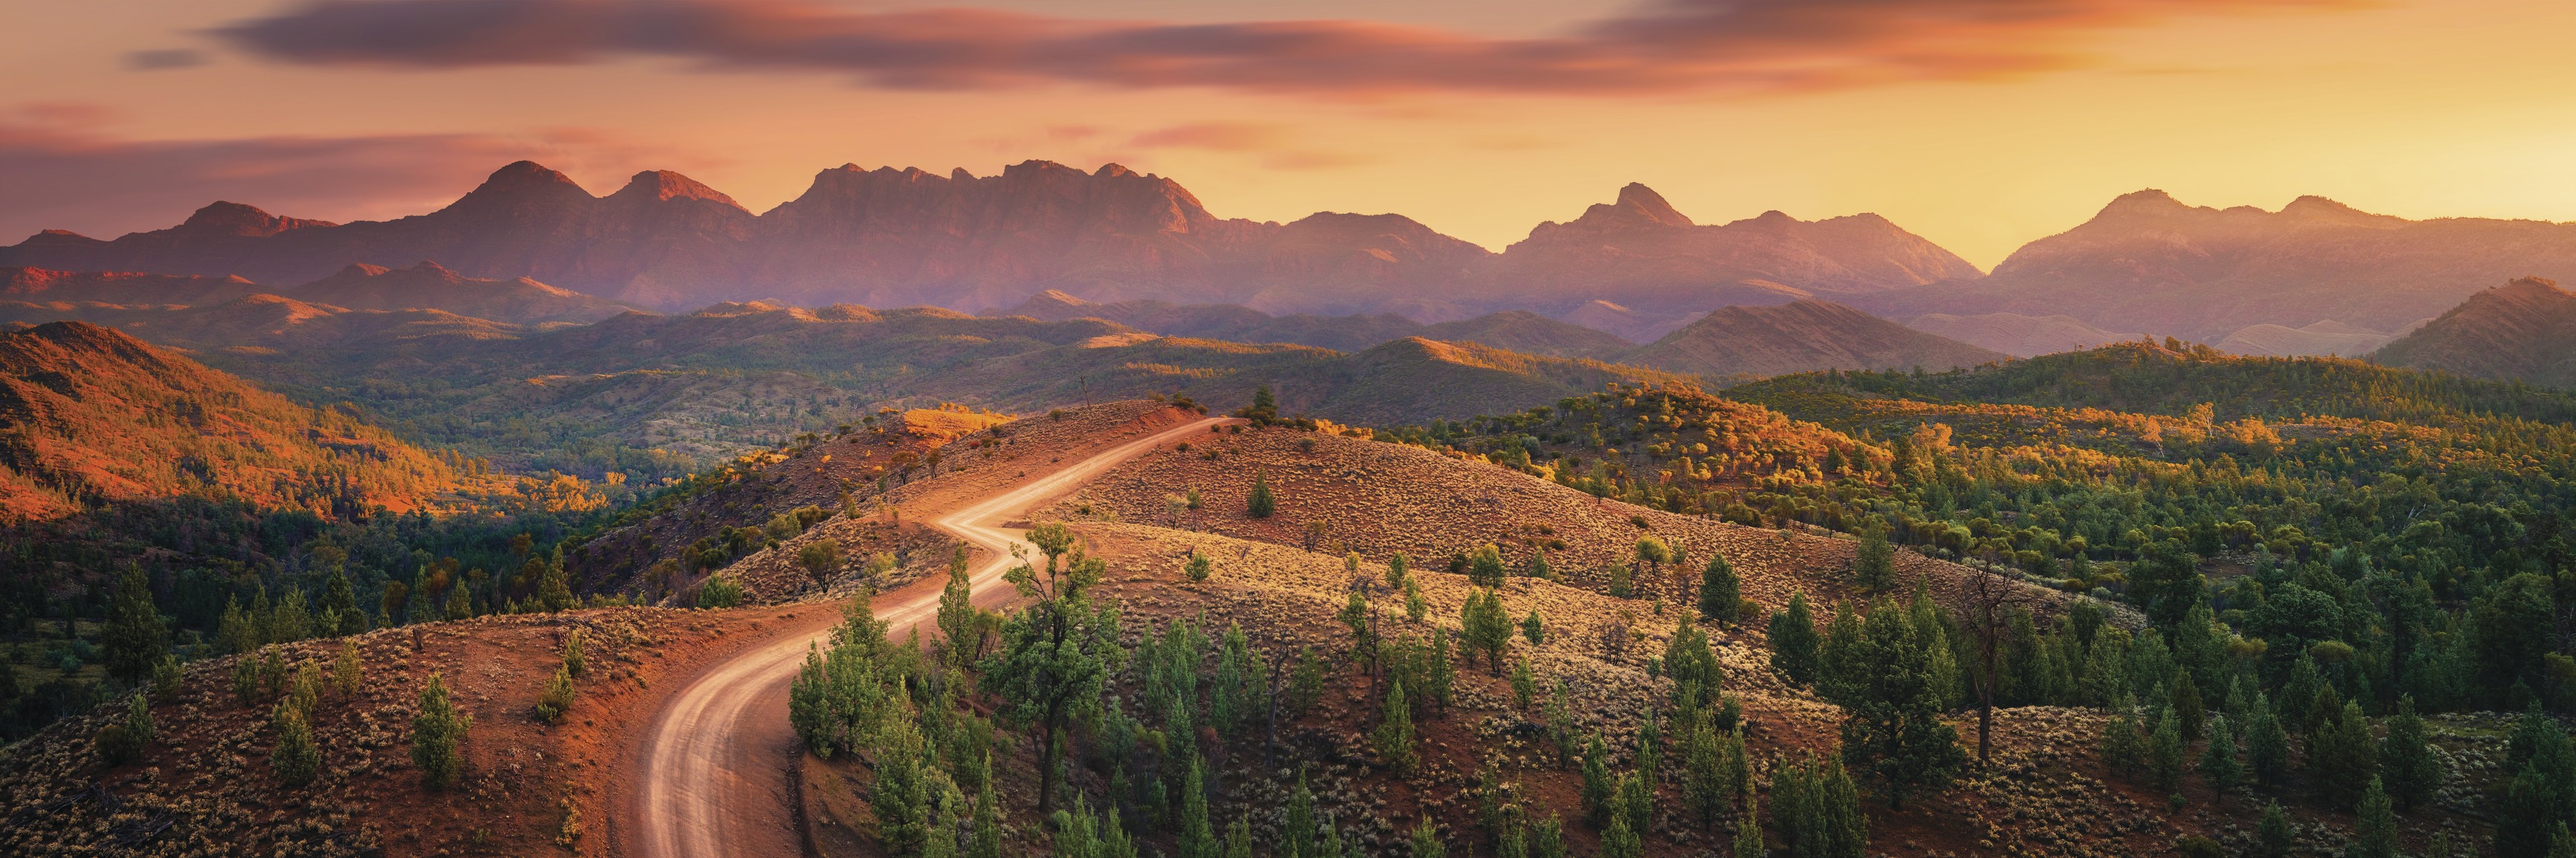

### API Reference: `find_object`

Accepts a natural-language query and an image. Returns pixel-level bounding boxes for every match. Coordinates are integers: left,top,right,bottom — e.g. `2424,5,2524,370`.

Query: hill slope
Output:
2372,276,2576,387
0,321,457,520
1,266,265,306
1904,312,2141,357
997,290,1633,358
1621,299,2006,377
1867,190,2576,340
285,261,644,324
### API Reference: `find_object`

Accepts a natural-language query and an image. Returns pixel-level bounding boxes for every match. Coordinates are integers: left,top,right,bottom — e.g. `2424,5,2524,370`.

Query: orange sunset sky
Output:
6,0,2575,268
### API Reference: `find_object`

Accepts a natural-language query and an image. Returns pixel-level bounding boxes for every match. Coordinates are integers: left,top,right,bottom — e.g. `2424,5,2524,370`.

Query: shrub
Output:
562,628,588,677
1185,550,1214,582
150,655,183,700
1246,471,1276,518
536,665,577,723
94,723,141,766
697,576,746,609
332,642,364,695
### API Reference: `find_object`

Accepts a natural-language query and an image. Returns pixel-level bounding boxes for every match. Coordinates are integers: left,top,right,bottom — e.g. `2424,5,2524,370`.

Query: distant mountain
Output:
1479,184,1980,318
2,266,265,306
1621,299,2007,378
0,321,457,520
2373,277,2576,387
2215,319,2414,358
1865,190,2576,341
1557,299,1701,343
1904,312,2142,357
285,261,643,324
2,161,1971,319
994,290,1632,358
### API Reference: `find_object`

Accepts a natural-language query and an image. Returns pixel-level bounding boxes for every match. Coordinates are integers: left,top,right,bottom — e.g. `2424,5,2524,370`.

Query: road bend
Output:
631,415,1229,858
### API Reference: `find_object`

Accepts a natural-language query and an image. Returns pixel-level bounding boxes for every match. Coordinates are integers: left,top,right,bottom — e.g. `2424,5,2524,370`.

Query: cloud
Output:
215,0,2366,97
1128,123,1283,152
123,49,209,71
0,107,676,242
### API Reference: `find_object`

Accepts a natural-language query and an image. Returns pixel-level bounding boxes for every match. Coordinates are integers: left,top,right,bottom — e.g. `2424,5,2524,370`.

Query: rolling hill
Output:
1903,312,2142,357
0,320,458,520
2373,276,2576,387
1620,299,2007,378
996,290,1635,358
1,266,265,306
284,261,644,324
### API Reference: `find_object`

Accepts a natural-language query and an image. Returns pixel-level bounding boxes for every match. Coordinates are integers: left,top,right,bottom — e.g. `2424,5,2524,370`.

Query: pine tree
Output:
1817,601,1864,704
1287,771,1318,858
1471,544,1508,588
2255,801,2295,858
1510,657,1536,709
1853,525,1895,593
1619,770,1652,836
2348,776,2397,858
273,707,321,786
1837,599,1962,809
2245,691,2291,790
217,595,257,654
2170,668,2205,742
445,579,472,620
2381,695,2442,812
1599,792,1642,858
102,566,168,686
1529,815,1565,858
2199,714,2241,802
1699,551,1741,622
322,569,359,636
411,673,471,790
1228,815,1255,858
536,665,577,723
971,777,1003,858
1768,591,1820,686
1580,732,1614,827
1723,724,1754,806
2498,767,2563,858
1522,609,1546,645
1731,794,1765,858
1375,681,1417,772
1180,755,1218,858
2149,712,2186,797
1410,816,1447,858
2099,712,2146,776
538,549,574,611
2309,702,2380,809
1247,471,1276,518
1684,720,1726,830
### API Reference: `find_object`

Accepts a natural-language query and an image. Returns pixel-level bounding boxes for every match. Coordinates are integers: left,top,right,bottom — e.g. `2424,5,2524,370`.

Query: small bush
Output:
536,665,577,723
412,674,473,790
562,629,587,678
332,642,363,695
94,723,141,766
697,577,745,609
150,655,183,700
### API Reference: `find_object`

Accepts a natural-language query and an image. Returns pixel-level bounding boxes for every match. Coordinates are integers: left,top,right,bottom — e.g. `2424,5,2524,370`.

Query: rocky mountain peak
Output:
177,201,335,237
611,170,747,210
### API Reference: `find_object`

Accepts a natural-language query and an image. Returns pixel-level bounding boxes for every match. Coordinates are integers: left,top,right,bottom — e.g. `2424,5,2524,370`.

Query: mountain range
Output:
1628,299,2009,378
994,288,1636,359
1861,189,2576,341
0,161,1974,320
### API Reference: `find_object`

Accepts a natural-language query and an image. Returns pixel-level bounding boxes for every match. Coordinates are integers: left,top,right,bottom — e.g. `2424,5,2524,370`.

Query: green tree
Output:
1769,592,1820,686
2199,714,2241,802
800,538,843,588
1229,815,1255,858
321,568,359,636
1522,609,1547,645
1731,794,1765,858
1470,544,1507,588
2348,776,2397,858
1461,590,1512,674
1837,599,1962,809
979,523,1127,815
2381,696,2442,812
1598,798,1641,858
938,547,985,665
2255,801,2295,858
1774,752,1867,858
1667,614,1722,712
1179,756,1217,858
1853,524,1895,593
1699,550,1741,622
2309,702,2380,809
272,707,321,786
1186,550,1214,582
2245,692,2291,790
536,665,577,723
2169,668,2206,742
2099,711,2146,776
444,579,473,621
1683,720,1727,830
1410,816,1447,858
2149,712,2186,797
102,566,168,686
1247,471,1276,518
1580,732,1614,827
537,548,573,612
411,673,471,790
972,777,1003,858
1376,680,1417,772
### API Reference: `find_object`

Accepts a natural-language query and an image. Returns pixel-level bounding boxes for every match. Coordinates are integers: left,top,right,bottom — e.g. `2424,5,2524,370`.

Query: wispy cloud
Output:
215,0,2367,97
0,106,677,242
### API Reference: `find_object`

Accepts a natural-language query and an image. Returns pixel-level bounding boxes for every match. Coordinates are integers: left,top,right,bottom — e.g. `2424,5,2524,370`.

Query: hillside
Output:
1,266,265,306
1620,300,2006,378
2372,276,2576,387
285,261,645,324
0,321,458,520
2212,319,2409,358
2,161,1975,319
996,291,1634,359
0,294,524,351
1866,190,2576,340
1902,312,2140,357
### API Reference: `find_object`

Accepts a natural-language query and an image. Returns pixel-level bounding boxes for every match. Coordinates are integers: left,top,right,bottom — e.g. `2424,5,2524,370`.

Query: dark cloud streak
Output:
216,0,2365,96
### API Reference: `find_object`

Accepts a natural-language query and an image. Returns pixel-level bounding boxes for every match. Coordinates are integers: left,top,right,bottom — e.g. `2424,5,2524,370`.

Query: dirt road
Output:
629,415,1229,858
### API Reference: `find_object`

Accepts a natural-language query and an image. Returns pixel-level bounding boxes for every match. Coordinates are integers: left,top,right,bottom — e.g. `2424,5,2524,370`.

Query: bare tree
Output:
1958,558,2041,770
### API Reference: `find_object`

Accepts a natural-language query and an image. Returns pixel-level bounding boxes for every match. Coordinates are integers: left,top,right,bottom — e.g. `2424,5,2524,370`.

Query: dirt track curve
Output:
628,415,1231,858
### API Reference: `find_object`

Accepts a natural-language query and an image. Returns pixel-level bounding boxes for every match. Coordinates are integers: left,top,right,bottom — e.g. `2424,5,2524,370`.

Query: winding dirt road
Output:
629,415,1228,858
